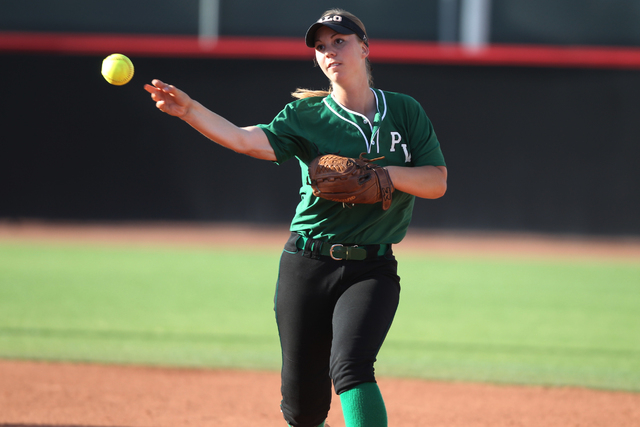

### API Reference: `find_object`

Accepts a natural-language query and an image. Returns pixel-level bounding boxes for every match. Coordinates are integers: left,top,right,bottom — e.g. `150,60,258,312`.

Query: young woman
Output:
144,9,447,427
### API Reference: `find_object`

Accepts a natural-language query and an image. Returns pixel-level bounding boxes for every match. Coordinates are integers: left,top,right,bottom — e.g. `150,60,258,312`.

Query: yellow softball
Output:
101,53,134,86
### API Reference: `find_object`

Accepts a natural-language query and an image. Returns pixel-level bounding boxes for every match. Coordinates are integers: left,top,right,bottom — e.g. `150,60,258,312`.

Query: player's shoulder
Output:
286,95,327,110
376,89,422,108
278,96,328,123
376,89,427,121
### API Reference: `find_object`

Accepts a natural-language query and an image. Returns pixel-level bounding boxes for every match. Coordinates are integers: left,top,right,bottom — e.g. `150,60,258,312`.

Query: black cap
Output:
305,14,369,48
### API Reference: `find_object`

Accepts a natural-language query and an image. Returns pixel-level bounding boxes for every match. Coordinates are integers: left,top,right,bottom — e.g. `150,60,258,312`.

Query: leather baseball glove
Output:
308,153,395,210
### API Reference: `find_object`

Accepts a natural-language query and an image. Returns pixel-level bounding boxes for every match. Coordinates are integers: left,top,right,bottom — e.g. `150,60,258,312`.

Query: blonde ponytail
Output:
291,88,332,99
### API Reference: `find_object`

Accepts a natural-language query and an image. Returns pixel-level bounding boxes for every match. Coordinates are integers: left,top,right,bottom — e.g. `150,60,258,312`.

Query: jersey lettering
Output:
390,132,402,152
388,132,411,162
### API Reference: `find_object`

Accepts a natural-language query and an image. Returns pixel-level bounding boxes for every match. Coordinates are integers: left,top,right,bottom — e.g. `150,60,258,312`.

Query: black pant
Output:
275,233,401,427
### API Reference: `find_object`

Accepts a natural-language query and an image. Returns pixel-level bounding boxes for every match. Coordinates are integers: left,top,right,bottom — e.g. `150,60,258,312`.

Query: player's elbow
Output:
415,180,446,199
416,166,447,199
426,182,447,199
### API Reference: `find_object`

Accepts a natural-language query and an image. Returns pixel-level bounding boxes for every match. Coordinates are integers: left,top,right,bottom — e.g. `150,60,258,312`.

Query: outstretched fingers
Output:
144,79,191,118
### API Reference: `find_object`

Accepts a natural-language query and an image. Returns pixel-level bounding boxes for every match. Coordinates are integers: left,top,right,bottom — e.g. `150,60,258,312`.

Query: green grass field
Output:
1,240,639,392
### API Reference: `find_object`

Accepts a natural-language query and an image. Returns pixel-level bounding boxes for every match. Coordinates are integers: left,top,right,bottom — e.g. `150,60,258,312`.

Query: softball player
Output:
145,8,447,427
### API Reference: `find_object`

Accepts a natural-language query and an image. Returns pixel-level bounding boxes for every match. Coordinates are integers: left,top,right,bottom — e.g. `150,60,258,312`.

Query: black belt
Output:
293,233,391,261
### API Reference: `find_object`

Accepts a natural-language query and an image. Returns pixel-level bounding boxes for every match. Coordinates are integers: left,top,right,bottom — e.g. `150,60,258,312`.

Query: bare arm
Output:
144,79,277,161
386,165,447,199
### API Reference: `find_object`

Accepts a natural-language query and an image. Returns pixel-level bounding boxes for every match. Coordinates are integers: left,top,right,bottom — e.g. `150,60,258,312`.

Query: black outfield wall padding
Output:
1,54,639,236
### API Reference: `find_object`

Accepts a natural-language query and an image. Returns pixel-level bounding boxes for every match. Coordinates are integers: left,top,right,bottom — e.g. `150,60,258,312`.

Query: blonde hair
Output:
292,9,373,100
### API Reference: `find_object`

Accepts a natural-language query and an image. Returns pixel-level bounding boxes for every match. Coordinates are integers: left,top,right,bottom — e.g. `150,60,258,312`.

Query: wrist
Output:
179,99,197,121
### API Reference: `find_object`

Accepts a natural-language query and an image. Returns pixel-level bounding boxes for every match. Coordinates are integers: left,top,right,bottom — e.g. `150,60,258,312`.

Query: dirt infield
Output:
1,221,639,427
2,360,640,427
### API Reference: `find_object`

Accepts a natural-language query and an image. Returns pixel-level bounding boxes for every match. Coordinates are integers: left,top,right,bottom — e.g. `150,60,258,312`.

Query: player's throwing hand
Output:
144,79,192,118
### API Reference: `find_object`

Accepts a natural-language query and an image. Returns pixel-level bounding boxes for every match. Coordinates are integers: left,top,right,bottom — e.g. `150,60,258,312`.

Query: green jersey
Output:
257,88,446,245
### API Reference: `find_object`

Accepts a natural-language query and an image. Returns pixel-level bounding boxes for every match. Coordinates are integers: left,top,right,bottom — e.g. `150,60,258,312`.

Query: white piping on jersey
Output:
373,89,388,122
323,89,388,154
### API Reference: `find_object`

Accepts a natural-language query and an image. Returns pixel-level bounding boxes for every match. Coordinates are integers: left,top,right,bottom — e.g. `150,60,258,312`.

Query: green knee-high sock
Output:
339,382,388,427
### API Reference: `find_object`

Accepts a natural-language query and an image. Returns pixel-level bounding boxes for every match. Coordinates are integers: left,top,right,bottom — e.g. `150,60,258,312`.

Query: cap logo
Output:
318,15,343,23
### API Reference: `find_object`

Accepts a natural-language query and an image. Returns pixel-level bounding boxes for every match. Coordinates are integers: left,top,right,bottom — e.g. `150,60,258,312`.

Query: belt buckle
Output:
330,244,362,260
330,244,344,260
